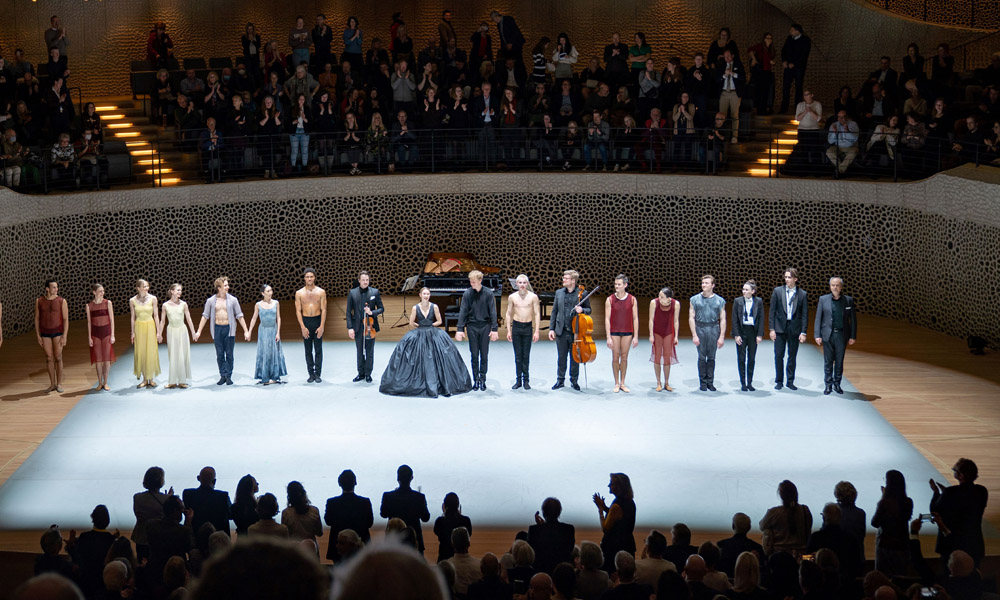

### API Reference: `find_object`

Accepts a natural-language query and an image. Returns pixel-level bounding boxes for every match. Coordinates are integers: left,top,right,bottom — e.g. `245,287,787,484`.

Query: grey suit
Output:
731,296,764,387
769,286,808,384
814,293,857,386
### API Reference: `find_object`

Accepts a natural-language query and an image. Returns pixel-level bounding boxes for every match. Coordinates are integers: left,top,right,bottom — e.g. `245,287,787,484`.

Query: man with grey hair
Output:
442,527,480,596
717,513,764,577
527,497,575,574
11,573,84,600
635,530,675,589
102,561,129,595
611,550,654,598
208,530,232,556
813,277,856,395
527,572,554,600
806,503,861,581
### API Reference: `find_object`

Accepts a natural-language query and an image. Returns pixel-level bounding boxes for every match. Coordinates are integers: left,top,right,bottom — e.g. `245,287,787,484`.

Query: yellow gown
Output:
133,298,161,380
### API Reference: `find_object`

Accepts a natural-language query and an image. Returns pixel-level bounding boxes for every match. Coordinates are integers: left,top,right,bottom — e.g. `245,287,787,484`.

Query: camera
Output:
920,587,939,598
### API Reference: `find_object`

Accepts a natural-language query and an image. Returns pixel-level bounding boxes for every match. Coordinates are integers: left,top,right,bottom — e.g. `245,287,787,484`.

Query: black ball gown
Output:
379,303,473,397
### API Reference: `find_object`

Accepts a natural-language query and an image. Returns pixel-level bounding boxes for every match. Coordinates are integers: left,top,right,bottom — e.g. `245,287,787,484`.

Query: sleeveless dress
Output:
254,303,287,382
163,301,191,385
650,300,679,365
609,293,635,334
89,299,116,364
601,497,637,572
132,298,161,380
379,303,473,397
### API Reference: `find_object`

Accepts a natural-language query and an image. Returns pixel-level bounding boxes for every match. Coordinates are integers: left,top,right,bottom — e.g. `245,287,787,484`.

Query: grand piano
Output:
421,252,503,332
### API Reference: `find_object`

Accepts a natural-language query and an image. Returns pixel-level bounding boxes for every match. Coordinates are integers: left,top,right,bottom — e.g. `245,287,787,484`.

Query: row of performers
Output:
30,268,856,397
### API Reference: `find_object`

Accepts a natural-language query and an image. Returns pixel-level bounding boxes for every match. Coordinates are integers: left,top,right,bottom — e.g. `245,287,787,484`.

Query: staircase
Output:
93,97,185,186
738,114,798,177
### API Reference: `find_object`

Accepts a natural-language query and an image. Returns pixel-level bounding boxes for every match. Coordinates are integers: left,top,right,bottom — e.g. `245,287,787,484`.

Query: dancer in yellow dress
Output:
129,279,161,388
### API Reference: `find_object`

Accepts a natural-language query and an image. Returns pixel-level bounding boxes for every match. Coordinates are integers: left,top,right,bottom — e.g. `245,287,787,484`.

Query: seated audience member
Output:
145,496,195,586
725,551,769,600
162,555,189,598
324,469,374,562
533,113,561,169
65,505,116,598
663,523,698,572
635,530,676,590
582,83,612,123
230,474,260,537
718,512,765,577
833,86,857,121
442,527,481,597
335,529,365,563
281,480,323,543
46,47,70,81
467,553,513,600
807,503,862,583
528,573,555,600
179,69,206,107
551,79,581,128
899,114,929,174
187,537,330,600
49,132,76,184
560,120,582,169
1,127,27,188
611,86,636,127
953,116,987,164
11,573,84,600
551,563,577,600
74,129,103,186
698,541,732,592
862,114,900,171
903,80,928,118
434,492,473,563
576,541,610,600
389,109,418,171
826,111,860,175
759,480,813,556
506,539,537,596
866,56,899,94
527,497,575,575
248,492,289,539
34,526,76,580
764,551,801,600
683,554,716,600
860,82,891,129
798,560,828,600
604,551,654,600
103,560,131,599
700,112,729,171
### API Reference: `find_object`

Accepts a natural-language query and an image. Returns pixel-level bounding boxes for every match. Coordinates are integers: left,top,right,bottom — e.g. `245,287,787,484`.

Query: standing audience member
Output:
281,480,323,543
442,527,481,596
247,493,289,539
182,466,232,536
380,464,431,554
289,16,311,68
434,492,473,563
930,458,988,567
324,469,374,562
717,513,764,577
780,24,811,114
230,474,260,537
527,497,575,574
594,472,636,574
759,480,812,556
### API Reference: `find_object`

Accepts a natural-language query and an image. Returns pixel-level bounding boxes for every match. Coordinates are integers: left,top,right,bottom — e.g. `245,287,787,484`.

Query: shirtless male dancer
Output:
295,267,328,383
504,274,540,390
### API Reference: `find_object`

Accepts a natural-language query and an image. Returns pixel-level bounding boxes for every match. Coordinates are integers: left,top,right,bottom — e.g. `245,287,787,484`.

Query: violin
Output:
571,286,600,364
364,303,377,340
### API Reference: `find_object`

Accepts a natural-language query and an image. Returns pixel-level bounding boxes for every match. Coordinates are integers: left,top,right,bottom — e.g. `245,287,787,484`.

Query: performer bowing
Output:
455,270,498,391
504,274,540,390
347,271,384,383
548,269,591,391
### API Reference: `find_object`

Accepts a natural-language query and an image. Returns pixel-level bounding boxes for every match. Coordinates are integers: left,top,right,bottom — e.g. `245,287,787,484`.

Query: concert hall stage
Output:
0,338,948,534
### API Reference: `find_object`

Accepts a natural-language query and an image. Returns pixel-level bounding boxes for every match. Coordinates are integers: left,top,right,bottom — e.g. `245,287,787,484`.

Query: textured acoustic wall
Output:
863,0,999,30
0,0,990,110
1,172,998,348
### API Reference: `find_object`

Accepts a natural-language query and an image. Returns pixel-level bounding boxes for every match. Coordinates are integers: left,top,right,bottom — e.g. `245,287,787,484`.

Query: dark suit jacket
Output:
182,486,232,536
346,286,385,333
715,57,747,97
549,286,592,336
781,34,811,70
324,492,374,561
806,524,862,579
731,296,764,338
868,68,899,91
814,294,857,341
497,16,525,51
931,482,988,564
471,93,501,127
717,533,765,577
662,543,697,571
380,487,431,552
468,575,514,600
769,286,808,335
527,520,576,574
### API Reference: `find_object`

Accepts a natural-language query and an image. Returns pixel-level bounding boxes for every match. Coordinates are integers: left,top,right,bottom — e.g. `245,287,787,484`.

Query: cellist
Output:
548,269,592,391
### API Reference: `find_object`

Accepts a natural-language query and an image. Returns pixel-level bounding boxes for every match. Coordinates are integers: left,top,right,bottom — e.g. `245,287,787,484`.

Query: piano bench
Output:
443,307,461,334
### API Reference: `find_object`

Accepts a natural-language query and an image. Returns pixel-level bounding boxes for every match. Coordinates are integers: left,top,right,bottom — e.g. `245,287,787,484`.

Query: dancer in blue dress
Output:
379,287,473,397
247,284,288,384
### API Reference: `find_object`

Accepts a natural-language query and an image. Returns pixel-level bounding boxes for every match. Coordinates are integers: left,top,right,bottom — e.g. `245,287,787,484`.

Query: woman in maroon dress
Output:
86,283,116,391
648,287,680,391
35,279,69,393
604,274,639,393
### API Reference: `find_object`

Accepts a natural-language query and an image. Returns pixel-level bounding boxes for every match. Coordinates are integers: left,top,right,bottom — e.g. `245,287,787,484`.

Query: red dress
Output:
89,299,116,364
609,293,635,334
650,300,679,365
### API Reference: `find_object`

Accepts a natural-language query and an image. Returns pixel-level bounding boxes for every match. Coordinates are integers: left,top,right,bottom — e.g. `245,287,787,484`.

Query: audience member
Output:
434,492,473,563
442,527,480,597
682,554,716,600
725,552,769,600
11,573,84,600
825,110,860,175
145,496,195,585
635,531,679,590
248,492,289,539
577,541,610,600
780,24,811,114
718,512,765,577
930,458,988,567
65,505,115,598
281,480,323,543
380,464,431,554
759,480,813,556
807,503,862,582
188,537,330,600
323,469,374,562
594,472,636,574
527,497,575,575
698,541,732,592
34,526,76,580
467,552,512,600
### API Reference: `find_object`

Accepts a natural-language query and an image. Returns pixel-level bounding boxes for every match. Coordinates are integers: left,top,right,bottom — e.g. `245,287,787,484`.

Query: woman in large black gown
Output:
379,287,472,397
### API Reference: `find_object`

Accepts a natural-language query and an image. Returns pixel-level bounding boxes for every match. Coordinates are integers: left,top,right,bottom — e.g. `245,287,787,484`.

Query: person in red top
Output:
146,22,174,69
648,287,680,392
605,274,639,393
35,279,69,393
748,33,776,115
86,283,116,392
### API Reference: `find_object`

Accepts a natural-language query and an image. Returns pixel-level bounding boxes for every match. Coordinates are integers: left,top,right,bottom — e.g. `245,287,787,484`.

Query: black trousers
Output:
511,321,533,381
466,322,491,380
736,324,758,385
554,330,580,382
781,66,806,112
355,334,375,377
823,330,848,385
302,315,323,377
773,329,800,384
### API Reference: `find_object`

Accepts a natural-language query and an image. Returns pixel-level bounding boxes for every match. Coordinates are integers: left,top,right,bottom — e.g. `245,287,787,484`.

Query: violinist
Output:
296,268,327,383
548,269,592,391
347,271,384,383
605,274,639,393
504,274,541,390
456,270,499,391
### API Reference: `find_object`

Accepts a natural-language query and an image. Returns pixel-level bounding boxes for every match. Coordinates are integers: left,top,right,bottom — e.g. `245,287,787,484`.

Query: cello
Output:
571,286,600,364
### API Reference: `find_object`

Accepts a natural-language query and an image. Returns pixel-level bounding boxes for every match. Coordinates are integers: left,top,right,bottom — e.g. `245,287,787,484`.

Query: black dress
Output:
379,303,473,397
601,497,636,573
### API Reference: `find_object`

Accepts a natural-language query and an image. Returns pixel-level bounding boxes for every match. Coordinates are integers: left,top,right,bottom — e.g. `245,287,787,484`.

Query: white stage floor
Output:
0,339,944,533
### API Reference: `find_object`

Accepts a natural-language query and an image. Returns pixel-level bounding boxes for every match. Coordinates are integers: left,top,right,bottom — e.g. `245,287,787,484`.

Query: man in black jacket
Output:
380,465,431,554
813,277,857,395
456,269,498,390
769,268,808,390
346,271,384,383
181,466,232,536
547,269,592,391
471,81,501,167
324,469,374,562
717,513,765,577
527,498,575,574
780,24,811,113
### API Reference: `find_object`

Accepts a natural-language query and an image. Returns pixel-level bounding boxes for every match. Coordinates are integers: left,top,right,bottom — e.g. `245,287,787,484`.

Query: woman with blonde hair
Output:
130,279,161,389
593,472,635,572
157,283,196,388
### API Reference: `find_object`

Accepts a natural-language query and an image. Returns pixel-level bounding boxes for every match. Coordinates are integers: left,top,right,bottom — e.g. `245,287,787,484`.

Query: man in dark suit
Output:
662,523,698,571
380,464,431,554
717,512,765,577
181,466,232,536
547,269,592,391
346,270,384,383
716,49,746,143
471,80,502,167
930,458,988,567
769,268,808,390
865,56,899,94
732,280,764,391
324,469,374,562
490,10,525,67
813,276,857,395
806,503,862,582
527,497,575,574
780,24,811,113
145,496,194,586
